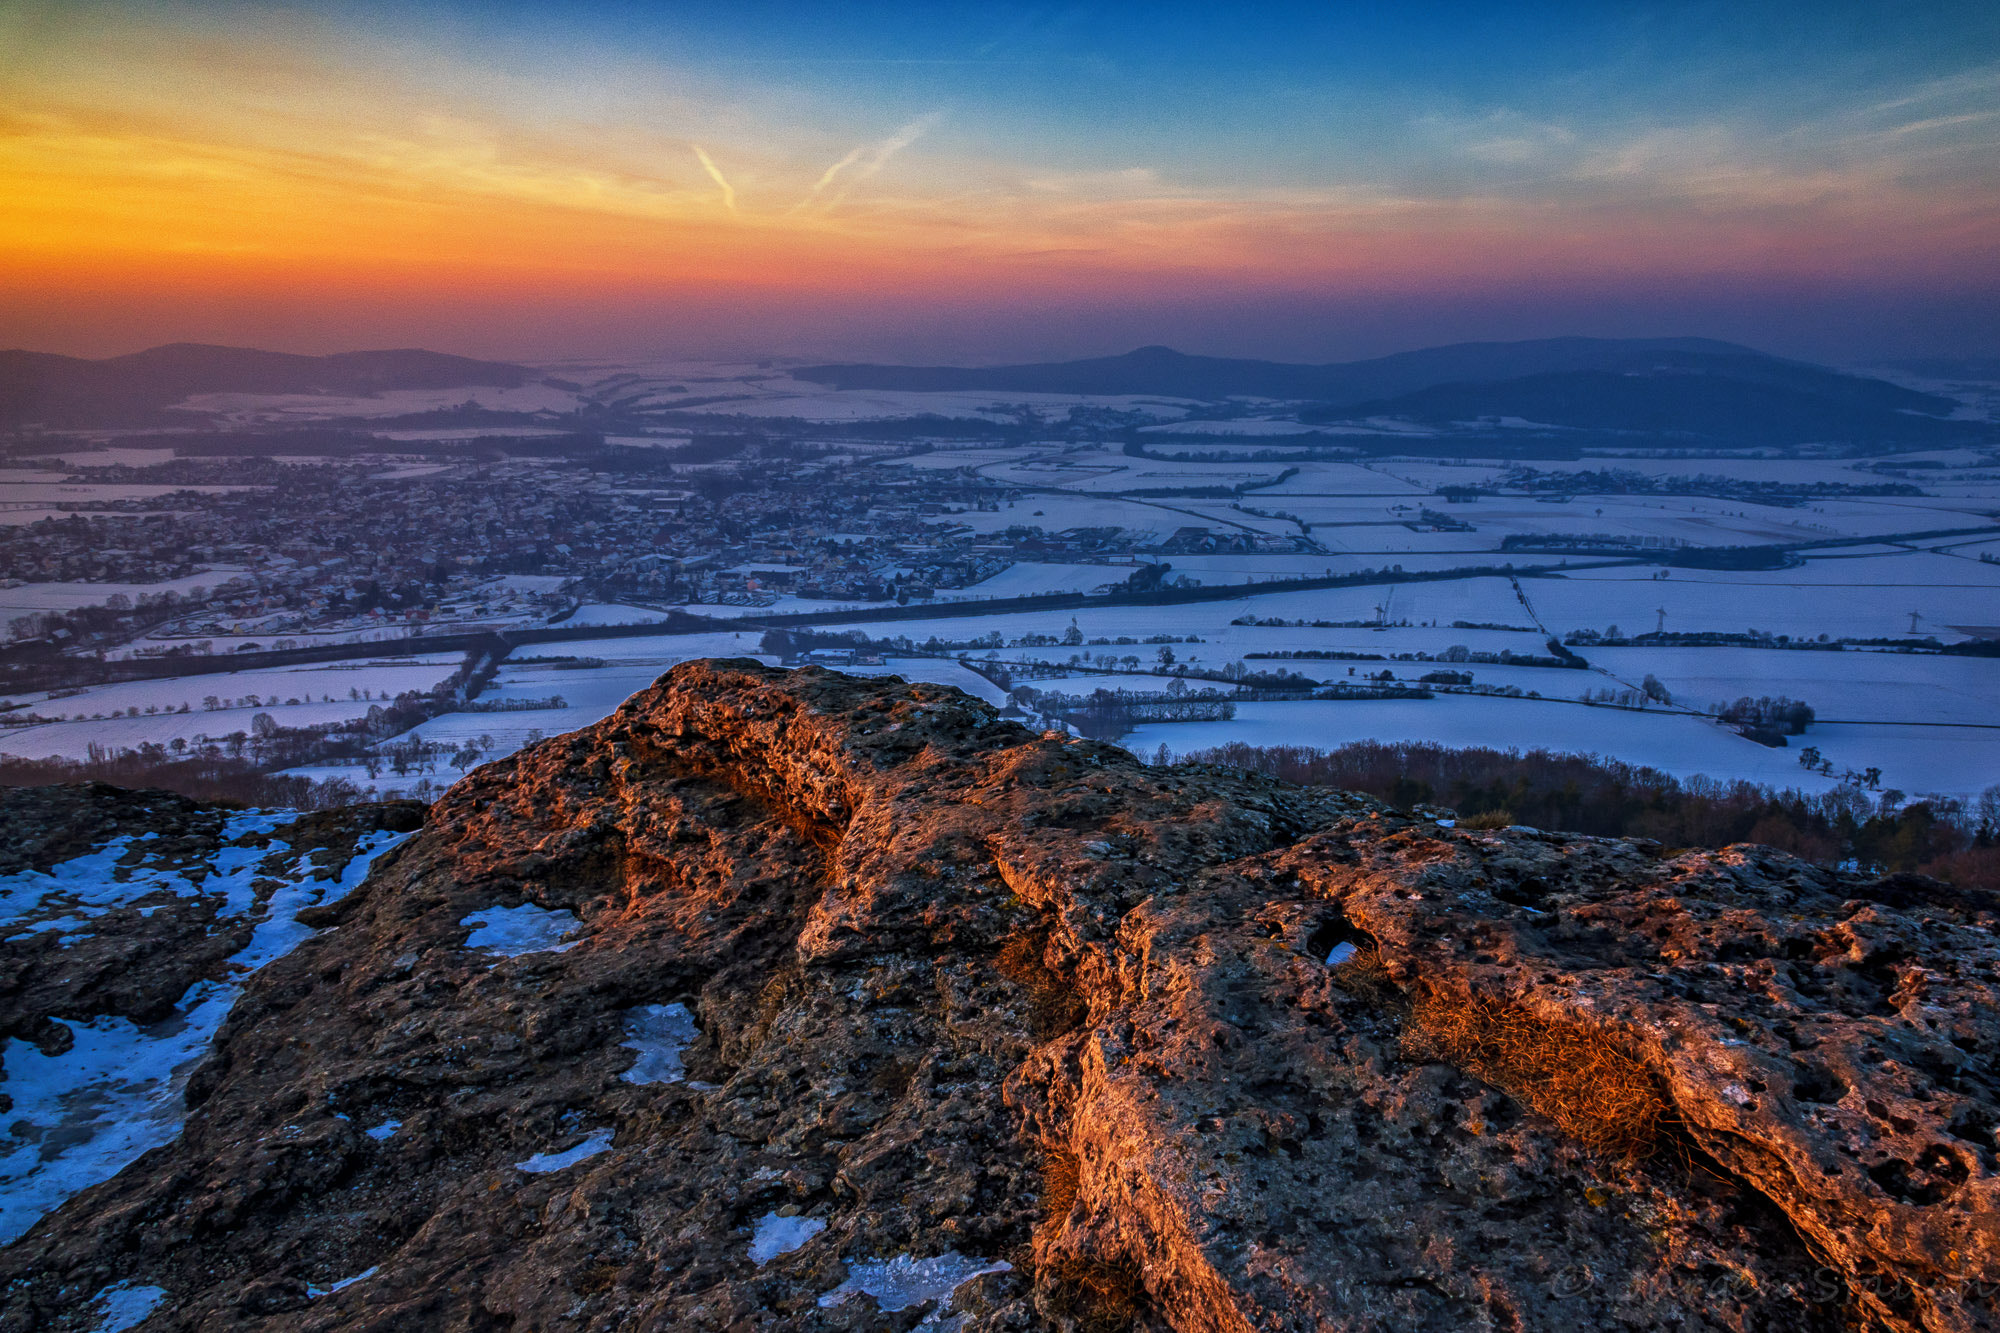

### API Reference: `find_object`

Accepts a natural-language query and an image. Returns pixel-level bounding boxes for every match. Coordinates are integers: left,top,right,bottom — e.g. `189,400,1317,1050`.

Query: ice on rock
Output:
364,1118,401,1141
619,1002,700,1084
516,1128,614,1174
0,818,413,1245
0,812,288,930
817,1251,1013,1319
749,1211,827,1264
308,1265,379,1297
85,1282,168,1333
461,903,583,957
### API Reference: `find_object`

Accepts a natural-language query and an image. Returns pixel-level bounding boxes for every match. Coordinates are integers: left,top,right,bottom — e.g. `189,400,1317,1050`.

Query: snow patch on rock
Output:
85,1281,168,1333
749,1211,826,1264
461,903,582,957
308,1265,379,1297
817,1251,1012,1319
619,1002,699,1084
516,1128,613,1174
0,817,412,1245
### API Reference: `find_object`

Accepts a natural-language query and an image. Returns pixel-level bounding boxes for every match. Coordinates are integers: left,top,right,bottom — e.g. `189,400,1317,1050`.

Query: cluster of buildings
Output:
4,436,1307,657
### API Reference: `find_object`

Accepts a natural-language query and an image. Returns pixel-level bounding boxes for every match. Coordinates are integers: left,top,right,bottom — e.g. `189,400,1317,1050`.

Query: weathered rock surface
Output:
0,784,425,1255
0,784,424,1057
2,662,1995,1331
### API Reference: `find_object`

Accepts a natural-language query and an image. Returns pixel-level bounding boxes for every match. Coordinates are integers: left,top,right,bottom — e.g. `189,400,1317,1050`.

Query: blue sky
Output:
3,0,1996,361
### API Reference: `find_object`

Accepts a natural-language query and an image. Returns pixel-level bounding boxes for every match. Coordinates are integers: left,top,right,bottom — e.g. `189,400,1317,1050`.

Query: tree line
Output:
1179,739,2000,891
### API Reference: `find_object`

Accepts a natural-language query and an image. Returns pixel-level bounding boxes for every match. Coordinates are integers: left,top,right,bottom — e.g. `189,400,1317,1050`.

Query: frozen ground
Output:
817,1252,1014,1317
0,574,241,622
1588,647,2000,725
84,1282,167,1332
750,1212,828,1264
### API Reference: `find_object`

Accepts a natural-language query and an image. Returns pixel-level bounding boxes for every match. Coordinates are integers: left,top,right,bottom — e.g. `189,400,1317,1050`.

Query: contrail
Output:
794,113,940,213
692,145,736,213
789,146,867,212
813,146,867,195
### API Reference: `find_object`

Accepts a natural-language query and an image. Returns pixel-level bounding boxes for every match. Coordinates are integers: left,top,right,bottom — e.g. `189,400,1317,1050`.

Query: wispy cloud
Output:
1866,64,2000,115
794,114,941,213
692,144,736,213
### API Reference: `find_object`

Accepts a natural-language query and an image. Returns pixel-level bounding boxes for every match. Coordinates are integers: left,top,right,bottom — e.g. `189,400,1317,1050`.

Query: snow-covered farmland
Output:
0,655,462,760
557,602,677,628
1525,560,2000,642
1588,647,2000,726
1128,697,1842,793
0,574,242,622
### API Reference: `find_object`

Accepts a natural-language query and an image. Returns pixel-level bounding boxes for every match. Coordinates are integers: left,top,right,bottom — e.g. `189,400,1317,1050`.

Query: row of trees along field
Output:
1184,740,2000,892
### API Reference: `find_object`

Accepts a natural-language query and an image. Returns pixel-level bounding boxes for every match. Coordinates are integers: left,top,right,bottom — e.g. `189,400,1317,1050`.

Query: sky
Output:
2,0,1998,365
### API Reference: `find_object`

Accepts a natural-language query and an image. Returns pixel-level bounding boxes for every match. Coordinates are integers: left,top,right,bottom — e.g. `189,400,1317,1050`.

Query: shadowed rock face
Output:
3,661,1995,1332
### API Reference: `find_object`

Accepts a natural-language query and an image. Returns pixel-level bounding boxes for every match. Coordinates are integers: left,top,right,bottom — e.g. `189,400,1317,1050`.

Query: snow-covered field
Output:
1588,646,2000,725
557,602,677,627
1128,697,1844,792
0,574,242,621
931,494,1205,544
951,563,1133,598
0,655,463,760
1525,560,2000,641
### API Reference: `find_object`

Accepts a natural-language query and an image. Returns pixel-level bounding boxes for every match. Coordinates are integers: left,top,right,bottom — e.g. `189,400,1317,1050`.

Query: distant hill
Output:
1302,349,1972,444
1878,356,2000,382
795,337,1760,400
0,343,532,428
796,337,1971,445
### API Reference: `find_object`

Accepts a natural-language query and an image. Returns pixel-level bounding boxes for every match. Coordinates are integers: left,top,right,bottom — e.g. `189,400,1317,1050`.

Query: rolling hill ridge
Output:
0,344,531,428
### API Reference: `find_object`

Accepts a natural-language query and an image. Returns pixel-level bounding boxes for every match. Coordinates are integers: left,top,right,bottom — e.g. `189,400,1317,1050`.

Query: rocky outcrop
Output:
0,784,424,1058
2,662,1995,1331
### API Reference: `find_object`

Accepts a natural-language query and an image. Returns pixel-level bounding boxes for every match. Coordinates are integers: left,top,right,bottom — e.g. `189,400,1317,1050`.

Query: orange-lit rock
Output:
3,661,1994,1331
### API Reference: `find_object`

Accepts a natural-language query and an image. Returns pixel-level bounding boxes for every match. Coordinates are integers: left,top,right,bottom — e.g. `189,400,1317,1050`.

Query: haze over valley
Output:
4,335,1998,813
